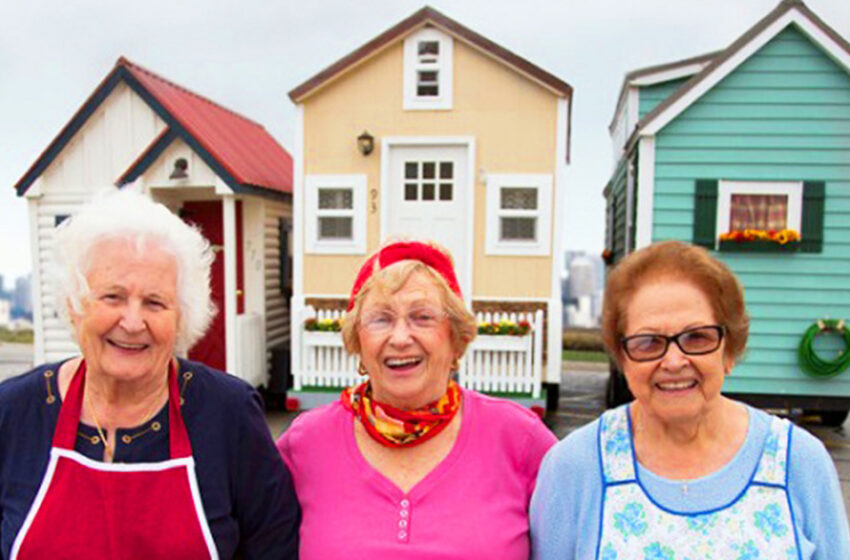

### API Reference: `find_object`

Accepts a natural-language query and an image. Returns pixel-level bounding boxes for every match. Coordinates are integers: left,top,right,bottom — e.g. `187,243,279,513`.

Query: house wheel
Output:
813,408,850,427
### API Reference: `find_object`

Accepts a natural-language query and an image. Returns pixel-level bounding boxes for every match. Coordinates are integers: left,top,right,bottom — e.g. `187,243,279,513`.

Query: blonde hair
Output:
342,243,476,359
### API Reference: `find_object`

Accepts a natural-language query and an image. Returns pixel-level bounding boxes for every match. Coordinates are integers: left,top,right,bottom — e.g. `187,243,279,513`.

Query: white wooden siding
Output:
264,199,292,361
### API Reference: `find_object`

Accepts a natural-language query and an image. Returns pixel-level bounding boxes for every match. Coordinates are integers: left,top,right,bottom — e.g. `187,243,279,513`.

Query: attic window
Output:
404,28,453,110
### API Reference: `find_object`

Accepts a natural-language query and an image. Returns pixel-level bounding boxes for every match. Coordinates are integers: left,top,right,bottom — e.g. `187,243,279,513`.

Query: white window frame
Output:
716,180,803,245
485,173,553,256
403,28,453,111
305,174,367,254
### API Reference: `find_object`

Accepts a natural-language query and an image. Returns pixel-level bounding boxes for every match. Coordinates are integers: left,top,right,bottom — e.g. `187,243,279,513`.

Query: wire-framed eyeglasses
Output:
359,306,448,335
620,325,725,362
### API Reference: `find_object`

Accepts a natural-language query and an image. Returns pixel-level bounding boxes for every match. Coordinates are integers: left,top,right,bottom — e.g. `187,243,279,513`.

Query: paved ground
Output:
3,344,847,515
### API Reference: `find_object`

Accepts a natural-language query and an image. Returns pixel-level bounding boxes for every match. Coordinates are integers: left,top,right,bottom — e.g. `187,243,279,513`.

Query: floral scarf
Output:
341,380,462,448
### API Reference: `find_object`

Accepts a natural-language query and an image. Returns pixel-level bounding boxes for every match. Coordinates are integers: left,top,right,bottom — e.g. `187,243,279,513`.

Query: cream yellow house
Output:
289,7,572,408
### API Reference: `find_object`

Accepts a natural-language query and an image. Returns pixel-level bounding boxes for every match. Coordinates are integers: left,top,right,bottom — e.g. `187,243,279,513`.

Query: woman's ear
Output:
723,354,735,375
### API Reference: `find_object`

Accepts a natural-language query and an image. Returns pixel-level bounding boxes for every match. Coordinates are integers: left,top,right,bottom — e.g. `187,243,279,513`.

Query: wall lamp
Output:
357,131,375,156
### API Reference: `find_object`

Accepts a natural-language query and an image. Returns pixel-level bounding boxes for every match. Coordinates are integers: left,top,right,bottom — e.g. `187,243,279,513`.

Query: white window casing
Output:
403,28,453,110
716,180,803,245
485,173,553,256
305,174,367,254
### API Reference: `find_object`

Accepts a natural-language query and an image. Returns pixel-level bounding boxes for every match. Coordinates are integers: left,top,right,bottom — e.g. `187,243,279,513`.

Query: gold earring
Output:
451,358,460,372
358,362,368,376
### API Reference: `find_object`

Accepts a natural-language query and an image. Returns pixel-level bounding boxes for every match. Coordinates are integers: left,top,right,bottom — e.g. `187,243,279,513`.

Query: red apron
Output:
11,361,218,559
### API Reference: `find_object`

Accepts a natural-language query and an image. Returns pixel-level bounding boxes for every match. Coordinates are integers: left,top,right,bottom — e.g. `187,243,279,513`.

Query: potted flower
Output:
474,319,533,351
718,228,801,252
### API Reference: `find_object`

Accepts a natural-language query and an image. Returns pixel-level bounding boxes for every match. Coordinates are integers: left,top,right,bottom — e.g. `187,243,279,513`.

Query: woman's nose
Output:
387,316,414,344
660,343,689,371
118,303,146,332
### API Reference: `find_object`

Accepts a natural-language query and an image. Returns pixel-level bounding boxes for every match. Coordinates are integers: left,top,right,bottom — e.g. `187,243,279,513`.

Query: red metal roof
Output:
120,58,292,193
15,57,292,196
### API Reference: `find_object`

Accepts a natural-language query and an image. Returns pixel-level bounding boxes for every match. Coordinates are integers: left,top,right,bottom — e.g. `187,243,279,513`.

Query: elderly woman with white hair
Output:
0,190,299,559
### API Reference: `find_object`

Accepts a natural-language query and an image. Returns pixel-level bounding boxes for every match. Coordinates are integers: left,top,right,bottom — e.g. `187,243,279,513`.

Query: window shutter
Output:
693,179,718,248
801,181,825,253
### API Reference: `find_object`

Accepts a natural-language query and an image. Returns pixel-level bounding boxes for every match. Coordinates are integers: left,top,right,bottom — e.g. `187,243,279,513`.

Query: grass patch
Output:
562,349,609,363
563,327,604,352
0,329,33,344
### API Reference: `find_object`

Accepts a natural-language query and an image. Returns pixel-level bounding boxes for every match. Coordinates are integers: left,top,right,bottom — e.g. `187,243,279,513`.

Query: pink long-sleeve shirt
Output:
277,388,556,559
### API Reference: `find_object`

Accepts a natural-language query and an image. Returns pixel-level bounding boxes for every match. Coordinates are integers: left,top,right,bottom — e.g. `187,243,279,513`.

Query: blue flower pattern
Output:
613,502,648,540
754,504,788,540
597,407,798,559
643,542,674,560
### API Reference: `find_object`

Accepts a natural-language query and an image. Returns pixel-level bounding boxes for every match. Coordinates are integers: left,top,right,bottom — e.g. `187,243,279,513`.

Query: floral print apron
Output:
596,406,800,560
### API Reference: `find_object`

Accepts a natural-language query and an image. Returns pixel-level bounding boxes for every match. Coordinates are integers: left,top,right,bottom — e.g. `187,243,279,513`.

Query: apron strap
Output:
52,360,192,459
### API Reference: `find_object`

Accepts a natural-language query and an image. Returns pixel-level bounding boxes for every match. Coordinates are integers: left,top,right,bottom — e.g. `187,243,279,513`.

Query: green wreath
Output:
798,319,850,379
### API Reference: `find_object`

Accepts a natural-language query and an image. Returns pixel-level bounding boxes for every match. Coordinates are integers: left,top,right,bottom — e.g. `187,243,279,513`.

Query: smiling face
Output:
622,277,733,426
357,271,456,410
70,238,179,385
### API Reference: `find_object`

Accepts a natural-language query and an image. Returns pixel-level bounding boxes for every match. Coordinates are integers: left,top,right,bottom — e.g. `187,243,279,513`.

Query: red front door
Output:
180,200,243,372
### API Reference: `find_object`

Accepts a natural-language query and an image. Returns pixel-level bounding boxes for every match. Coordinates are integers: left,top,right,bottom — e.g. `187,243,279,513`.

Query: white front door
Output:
386,145,469,296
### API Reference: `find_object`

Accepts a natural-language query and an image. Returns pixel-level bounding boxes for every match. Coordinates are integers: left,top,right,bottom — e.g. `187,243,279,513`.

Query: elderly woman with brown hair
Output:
0,190,299,559
530,240,849,560
277,240,555,559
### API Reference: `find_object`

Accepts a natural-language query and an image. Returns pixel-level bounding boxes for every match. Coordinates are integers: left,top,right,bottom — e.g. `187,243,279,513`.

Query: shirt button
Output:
398,531,407,540
399,519,408,528
400,509,409,518
400,499,410,508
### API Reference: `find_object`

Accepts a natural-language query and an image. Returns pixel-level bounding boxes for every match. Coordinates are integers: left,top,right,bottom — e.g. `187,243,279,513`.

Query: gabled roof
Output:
15,57,292,198
625,0,850,151
288,6,572,103
608,50,721,132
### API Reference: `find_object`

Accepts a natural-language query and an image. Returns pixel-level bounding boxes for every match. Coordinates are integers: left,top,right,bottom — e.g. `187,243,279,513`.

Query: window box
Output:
718,239,801,253
473,334,532,352
302,330,343,347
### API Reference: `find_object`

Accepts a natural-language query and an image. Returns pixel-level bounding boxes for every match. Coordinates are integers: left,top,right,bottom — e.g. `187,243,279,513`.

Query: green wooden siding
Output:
605,157,629,261
649,26,850,396
638,77,690,120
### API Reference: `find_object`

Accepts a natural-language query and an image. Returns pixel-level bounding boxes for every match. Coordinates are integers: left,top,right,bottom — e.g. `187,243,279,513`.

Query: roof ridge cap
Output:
117,57,266,130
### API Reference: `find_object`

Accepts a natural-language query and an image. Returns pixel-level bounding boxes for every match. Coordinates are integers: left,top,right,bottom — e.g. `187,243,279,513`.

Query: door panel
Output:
388,146,468,292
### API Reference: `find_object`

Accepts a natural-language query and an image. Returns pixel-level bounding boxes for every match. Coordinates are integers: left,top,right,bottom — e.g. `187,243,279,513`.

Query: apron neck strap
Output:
53,360,192,459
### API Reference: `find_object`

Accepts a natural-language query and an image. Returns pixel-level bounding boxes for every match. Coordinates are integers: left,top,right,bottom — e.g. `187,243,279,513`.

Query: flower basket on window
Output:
477,320,532,336
718,229,801,252
304,317,343,332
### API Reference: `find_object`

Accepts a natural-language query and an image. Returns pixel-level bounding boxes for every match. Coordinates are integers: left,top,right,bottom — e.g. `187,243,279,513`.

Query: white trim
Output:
403,27,453,110
627,87,639,139
185,458,220,559
485,174,553,256
624,160,635,254
643,9,850,137
630,62,710,86
716,180,803,245
380,136,475,303
27,197,44,364
291,105,305,385
547,97,568,386
223,194,237,374
304,174,367,254
635,136,656,249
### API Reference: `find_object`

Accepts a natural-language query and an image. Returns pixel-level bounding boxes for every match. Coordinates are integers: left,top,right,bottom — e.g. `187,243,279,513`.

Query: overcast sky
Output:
1,0,848,284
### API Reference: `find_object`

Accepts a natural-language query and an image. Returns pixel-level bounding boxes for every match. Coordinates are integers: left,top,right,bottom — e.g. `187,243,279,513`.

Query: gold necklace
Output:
84,383,167,463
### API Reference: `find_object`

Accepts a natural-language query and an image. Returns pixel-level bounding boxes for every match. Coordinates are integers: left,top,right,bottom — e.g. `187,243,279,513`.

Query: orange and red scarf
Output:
341,380,462,448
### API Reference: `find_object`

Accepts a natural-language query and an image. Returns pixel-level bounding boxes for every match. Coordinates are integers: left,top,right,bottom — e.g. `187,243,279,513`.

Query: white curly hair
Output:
53,188,216,354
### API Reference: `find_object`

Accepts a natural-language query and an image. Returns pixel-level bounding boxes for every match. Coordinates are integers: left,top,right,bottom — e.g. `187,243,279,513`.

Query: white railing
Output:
460,310,545,398
295,307,544,397
235,313,266,387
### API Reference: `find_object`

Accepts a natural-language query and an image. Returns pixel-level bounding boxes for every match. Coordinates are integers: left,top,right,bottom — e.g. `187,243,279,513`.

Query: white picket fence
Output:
295,306,544,397
235,312,266,387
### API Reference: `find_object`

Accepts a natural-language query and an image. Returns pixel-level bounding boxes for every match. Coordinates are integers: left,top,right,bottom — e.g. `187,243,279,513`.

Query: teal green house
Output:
604,0,850,422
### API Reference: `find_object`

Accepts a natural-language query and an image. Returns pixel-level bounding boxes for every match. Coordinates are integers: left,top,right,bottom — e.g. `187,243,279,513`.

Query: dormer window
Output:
404,28,453,110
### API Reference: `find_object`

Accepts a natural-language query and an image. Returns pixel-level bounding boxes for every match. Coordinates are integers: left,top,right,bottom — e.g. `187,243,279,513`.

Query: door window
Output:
403,160,454,202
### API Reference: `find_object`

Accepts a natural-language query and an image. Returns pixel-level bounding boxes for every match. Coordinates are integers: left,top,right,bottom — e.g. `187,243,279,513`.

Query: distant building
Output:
0,299,10,327
13,275,33,316
0,274,5,298
562,251,603,327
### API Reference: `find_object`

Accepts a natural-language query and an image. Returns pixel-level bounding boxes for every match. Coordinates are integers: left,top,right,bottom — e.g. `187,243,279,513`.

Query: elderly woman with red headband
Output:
277,240,556,558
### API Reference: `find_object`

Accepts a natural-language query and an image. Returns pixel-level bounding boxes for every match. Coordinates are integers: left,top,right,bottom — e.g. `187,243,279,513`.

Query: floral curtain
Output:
729,194,788,231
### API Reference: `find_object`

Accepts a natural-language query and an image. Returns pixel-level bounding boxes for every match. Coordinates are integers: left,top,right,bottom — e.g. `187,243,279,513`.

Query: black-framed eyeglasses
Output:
620,325,725,362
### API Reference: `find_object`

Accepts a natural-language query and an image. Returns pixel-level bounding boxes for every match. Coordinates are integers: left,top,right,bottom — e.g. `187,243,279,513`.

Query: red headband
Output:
347,241,462,311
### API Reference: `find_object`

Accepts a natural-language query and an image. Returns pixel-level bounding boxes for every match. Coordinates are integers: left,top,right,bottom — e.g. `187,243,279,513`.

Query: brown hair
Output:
341,244,477,358
602,240,749,366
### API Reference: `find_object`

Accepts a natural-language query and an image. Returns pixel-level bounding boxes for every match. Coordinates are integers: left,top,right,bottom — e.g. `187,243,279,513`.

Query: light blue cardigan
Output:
530,405,850,560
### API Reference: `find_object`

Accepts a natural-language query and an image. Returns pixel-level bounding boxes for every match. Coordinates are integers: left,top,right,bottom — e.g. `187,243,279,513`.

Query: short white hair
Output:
54,189,216,354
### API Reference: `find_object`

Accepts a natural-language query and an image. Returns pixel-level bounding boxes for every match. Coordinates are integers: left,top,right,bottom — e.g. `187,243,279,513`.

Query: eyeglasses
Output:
359,306,448,335
620,325,725,362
